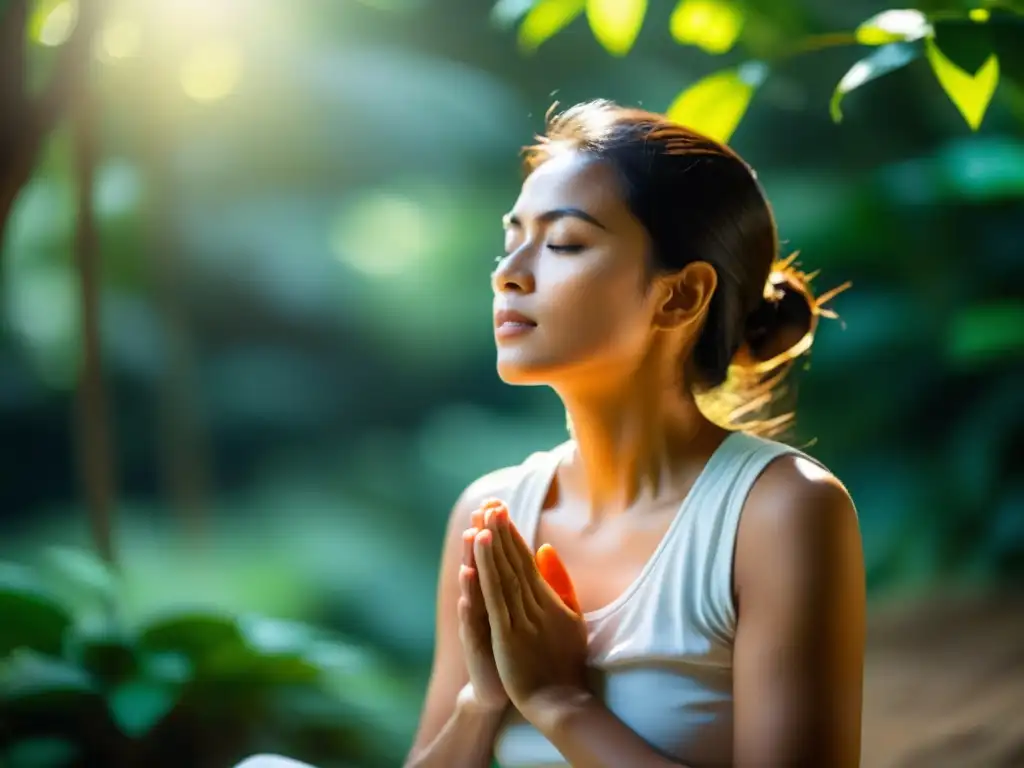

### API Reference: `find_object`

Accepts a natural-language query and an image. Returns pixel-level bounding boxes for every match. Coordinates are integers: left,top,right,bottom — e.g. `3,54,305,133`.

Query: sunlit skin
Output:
407,150,865,768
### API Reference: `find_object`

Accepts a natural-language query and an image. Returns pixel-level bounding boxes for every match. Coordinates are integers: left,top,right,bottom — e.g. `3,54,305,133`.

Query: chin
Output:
496,363,546,386
495,353,559,387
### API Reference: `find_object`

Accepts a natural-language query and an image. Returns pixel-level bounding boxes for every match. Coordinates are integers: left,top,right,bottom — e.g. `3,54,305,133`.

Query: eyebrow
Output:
502,207,607,230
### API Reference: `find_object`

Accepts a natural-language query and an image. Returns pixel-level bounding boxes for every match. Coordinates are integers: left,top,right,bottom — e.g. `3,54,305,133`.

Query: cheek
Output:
544,258,651,355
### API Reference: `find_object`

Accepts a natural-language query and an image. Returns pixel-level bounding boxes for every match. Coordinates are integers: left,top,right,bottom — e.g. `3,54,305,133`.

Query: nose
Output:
491,248,536,295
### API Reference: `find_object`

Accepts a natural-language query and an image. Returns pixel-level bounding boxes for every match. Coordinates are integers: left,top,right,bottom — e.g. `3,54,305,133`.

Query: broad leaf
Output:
0,649,98,714
666,62,767,143
67,627,137,686
586,0,646,56
830,42,921,123
40,546,118,613
926,36,999,130
855,9,930,45
0,566,73,656
28,0,78,47
108,679,179,738
517,0,584,52
137,611,245,663
670,0,744,54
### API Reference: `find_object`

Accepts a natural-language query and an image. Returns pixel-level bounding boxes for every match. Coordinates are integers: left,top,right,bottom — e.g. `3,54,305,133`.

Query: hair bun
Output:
737,254,851,375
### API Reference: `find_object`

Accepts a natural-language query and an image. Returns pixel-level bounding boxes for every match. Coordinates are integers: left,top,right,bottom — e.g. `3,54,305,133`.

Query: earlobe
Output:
653,261,717,331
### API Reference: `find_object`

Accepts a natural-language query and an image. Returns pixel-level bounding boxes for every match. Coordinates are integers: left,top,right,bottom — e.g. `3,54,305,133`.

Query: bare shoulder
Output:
735,452,862,598
746,452,856,531
445,461,532,534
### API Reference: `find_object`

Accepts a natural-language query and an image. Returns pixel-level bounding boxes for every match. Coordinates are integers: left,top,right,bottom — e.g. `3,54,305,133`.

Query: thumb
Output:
535,543,582,615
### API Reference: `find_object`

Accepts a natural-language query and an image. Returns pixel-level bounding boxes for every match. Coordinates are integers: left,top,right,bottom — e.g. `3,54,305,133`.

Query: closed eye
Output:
548,243,584,253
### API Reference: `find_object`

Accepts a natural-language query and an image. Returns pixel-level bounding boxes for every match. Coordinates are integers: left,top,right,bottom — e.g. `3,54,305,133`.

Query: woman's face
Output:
492,150,661,388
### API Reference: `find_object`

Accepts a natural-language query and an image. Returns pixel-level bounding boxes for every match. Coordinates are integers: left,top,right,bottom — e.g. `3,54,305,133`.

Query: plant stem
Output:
774,32,860,62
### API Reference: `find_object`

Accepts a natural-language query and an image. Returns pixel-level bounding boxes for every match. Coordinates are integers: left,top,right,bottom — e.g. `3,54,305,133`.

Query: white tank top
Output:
492,430,808,768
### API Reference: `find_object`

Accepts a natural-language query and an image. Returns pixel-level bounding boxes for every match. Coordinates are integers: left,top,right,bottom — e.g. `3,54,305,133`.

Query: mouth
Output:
494,309,537,339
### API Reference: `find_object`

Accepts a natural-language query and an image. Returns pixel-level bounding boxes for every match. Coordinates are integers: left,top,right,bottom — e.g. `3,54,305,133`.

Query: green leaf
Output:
0,565,74,656
240,615,316,656
137,611,245,663
855,9,930,46
830,42,921,123
41,546,118,611
67,627,137,686
586,0,646,56
28,0,78,47
0,649,99,714
138,651,193,685
926,36,999,130
517,0,584,52
948,301,1024,362
666,62,767,143
108,679,179,738
4,738,79,768
669,0,744,55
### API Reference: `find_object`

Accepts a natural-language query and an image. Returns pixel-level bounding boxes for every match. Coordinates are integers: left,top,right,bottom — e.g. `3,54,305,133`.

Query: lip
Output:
494,308,537,339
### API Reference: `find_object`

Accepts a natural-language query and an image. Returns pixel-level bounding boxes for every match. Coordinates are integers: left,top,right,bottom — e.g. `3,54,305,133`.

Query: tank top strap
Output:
689,431,819,641
506,441,570,550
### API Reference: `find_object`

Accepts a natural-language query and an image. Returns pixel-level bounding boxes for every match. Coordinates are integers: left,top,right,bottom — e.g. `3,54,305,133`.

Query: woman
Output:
239,100,865,768
406,100,864,768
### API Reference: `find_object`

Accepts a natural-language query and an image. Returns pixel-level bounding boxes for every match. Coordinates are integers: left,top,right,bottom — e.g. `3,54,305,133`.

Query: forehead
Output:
515,151,626,219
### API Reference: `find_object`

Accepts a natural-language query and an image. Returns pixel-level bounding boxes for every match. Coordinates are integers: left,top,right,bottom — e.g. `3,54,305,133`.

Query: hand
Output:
536,542,581,615
457,501,509,712
474,502,590,714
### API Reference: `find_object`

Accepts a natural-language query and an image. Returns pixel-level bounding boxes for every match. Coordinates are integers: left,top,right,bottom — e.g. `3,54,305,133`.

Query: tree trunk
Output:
71,0,118,566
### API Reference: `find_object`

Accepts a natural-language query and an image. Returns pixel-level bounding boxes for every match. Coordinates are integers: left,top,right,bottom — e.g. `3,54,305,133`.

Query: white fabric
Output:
492,431,805,768
232,757,315,768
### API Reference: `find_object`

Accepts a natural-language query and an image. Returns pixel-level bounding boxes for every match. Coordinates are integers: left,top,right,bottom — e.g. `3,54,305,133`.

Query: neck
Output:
555,361,718,518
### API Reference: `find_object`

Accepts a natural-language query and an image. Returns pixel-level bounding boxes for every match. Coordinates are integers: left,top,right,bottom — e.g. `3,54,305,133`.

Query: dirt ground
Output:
861,592,1024,767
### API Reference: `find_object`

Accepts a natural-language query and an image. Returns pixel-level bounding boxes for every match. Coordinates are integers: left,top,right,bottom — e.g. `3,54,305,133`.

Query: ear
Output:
652,261,717,332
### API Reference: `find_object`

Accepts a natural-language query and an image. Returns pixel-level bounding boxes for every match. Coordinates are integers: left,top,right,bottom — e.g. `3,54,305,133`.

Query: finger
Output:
487,508,532,628
478,499,502,529
474,529,511,636
459,563,489,627
493,511,543,619
536,543,582,615
462,527,478,568
457,593,485,650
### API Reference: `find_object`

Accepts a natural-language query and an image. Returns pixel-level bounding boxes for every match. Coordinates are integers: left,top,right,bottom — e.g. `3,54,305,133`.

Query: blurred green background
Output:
1,0,1022,766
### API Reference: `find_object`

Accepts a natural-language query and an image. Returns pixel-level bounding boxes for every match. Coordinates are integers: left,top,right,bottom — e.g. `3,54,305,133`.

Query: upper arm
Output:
407,467,518,759
732,455,866,768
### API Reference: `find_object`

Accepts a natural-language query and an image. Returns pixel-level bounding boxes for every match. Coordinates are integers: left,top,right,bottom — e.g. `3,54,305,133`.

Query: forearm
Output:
405,687,507,768
522,688,689,768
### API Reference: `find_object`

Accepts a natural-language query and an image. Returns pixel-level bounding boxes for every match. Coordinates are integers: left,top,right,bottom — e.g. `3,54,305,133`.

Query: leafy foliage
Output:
0,552,405,768
666,61,767,141
498,1,1024,141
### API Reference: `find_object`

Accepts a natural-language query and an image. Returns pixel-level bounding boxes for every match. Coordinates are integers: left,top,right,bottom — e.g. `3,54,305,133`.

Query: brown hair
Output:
523,100,848,436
